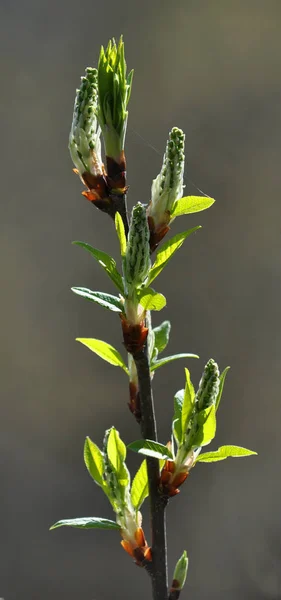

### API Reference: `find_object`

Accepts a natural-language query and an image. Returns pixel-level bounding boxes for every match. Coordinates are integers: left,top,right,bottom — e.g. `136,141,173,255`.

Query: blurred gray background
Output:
1,0,281,598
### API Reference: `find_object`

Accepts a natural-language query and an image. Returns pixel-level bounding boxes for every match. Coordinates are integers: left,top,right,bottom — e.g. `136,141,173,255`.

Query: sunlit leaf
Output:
173,389,184,445
148,227,201,284
193,405,216,448
76,338,129,374
153,320,171,354
138,287,166,311
73,241,124,292
115,212,127,257
50,517,120,530
215,366,230,412
196,445,257,463
131,459,148,510
107,427,130,488
107,427,126,472
72,288,123,313
128,439,173,460
171,196,215,217
84,437,105,488
150,353,199,372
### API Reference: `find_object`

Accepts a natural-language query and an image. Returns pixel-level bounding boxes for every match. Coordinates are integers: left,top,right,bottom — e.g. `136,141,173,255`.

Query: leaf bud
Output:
97,36,133,163
170,550,188,598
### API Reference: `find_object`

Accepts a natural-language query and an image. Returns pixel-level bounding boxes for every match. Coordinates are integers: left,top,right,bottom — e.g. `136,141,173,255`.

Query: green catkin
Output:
69,67,102,176
123,203,151,293
196,359,220,410
148,127,185,225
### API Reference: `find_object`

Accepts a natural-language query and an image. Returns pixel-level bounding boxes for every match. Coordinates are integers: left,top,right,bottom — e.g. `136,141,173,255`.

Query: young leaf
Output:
196,445,257,463
150,353,199,372
173,389,184,445
148,227,201,285
76,338,129,374
107,427,126,471
193,405,217,448
138,287,167,311
107,427,130,487
130,459,148,510
72,288,123,313
181,368,195,441
50,517,120,531
73,241,124,292
84,437,105,488
215,366,230,412
128,439,174,460
115,212,127,257
153,320,171,354
171,195,215,217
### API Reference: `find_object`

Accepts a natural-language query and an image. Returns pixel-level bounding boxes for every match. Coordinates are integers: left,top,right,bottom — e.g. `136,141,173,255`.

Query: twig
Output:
133,344,169,600
109,190,129,237
169,590,181,600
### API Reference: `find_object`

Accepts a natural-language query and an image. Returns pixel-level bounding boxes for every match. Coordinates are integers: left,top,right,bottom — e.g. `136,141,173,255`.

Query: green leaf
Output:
193,405,217,448
73,241,124,293
115,212,127,257
181,368,195,441
148,227,201,285
173,389,184,446
150,353,199,372
171,195,215,217
107,427,129,487
196,445,257,463
84,437,105,488
153,320,171,354
72,288,123,313
138,287,167,311
50,517,120,531
107,427,126,472
216,366,230,412
76,338,129,374
128,439,173,460
131,459,148,510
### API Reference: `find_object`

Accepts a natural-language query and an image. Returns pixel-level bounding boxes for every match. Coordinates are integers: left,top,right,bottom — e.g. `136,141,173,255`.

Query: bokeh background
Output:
1,0,281,598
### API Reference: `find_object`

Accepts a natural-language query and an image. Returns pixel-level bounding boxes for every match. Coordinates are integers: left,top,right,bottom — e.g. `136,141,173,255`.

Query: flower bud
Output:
123,203,151,294
147,127,185,232
69,67,103,178
196,358,220,410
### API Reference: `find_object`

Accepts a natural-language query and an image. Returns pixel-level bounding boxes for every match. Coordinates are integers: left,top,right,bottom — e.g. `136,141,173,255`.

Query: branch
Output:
133,344,168,600
107,153,129,237
169,591,181,600
108,190,129,238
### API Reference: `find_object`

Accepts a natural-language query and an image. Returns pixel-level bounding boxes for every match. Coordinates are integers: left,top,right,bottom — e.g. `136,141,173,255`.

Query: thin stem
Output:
133,345,168,600
109,191,129,237
168,591,180,600
106,152,129,237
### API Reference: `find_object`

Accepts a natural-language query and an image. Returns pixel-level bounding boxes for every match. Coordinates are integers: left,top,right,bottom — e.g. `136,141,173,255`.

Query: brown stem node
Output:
121,315,148,354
